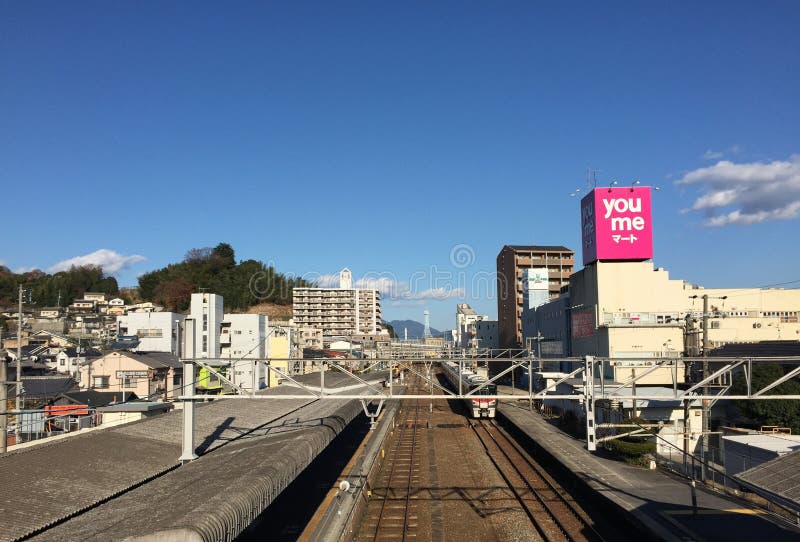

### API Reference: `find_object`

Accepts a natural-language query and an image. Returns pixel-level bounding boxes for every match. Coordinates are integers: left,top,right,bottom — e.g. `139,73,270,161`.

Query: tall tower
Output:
423,310,432,338
339,268,353,289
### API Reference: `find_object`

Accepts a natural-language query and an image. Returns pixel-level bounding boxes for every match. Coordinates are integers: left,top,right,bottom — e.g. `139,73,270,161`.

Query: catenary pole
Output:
1,329,7,453
16,286,22,442
701,294,709,481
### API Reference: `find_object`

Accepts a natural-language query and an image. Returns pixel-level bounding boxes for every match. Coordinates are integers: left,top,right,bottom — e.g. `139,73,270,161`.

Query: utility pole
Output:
16,286,22,442
700,294,710,482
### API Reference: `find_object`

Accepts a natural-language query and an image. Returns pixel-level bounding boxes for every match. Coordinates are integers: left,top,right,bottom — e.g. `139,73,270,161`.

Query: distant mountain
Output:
389,319,443,339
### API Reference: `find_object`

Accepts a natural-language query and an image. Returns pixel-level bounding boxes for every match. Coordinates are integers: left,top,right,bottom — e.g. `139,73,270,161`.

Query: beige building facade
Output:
533,260,800,383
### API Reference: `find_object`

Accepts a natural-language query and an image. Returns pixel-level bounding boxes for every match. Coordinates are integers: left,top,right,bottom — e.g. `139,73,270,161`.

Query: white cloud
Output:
48,249,147,275
702,145,742,161
355,276,406,297
677,155,800,226
411,287,466,300
313,273,340,288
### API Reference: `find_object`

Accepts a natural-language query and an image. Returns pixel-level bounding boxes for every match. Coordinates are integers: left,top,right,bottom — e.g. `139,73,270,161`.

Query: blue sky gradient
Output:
2,1,799,330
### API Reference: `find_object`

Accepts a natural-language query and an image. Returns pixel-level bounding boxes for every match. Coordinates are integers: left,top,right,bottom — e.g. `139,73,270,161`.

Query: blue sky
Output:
2,1,799,330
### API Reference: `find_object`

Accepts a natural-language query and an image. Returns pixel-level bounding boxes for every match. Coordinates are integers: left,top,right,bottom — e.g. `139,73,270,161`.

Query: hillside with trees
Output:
0,265,119,309
137,243,311,312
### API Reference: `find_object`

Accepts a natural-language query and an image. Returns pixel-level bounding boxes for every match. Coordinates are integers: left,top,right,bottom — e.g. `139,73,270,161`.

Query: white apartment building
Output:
293,268,382,339
117,312,185,354
188,292,225,359
455,303,496,349
221,313,268,390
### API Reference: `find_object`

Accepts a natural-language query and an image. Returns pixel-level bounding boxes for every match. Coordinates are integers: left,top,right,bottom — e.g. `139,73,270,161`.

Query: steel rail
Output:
472,419,598,542
487,419,605,542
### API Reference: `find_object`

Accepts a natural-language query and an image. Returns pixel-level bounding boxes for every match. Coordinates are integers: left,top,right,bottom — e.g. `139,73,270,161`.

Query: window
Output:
202,336,208,353
173,374,182,386
93,376,110,389
122,377,137,388
60,359,66,366
203,314,208,331
136,328,163,338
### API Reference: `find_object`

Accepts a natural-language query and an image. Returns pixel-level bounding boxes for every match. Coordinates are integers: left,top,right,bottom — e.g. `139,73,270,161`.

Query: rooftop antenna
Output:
586,167,600,189
423,310,432,338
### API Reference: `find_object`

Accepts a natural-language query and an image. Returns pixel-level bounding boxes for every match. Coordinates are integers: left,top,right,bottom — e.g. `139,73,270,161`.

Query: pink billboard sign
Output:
581,187,653,265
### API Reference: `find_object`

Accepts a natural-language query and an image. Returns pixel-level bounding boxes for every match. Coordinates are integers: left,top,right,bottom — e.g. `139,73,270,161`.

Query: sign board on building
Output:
581,187,653,266
571,308,596,338
523,268,548,291
46,404,90,416
540,341,564,355
116,370,149,379
523,268,550,309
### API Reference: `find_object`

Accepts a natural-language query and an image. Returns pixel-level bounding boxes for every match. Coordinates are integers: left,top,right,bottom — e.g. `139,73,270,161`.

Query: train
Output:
439,361,497,418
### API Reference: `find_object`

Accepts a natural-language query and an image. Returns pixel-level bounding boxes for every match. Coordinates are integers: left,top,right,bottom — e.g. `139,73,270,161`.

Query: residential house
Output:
68,300,96,313
53,347,101,378
29,330,74,348
37,308,62,319
16,376,77,409
116,312,184,354
127,302,162,313
79,351,182,401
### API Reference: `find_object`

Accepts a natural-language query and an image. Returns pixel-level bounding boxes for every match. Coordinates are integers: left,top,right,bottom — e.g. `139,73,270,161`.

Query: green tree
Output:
383,321,397,338
732,363,800,433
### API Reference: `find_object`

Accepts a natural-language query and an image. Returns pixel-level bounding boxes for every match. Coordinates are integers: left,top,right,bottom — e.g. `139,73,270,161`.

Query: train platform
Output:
498,400,800,542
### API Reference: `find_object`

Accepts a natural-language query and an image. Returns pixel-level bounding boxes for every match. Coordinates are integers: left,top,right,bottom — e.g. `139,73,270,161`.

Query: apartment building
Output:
292,268,382,339
455,303,497,349
496,245,575,348
117,312,185,354
188,292,225,359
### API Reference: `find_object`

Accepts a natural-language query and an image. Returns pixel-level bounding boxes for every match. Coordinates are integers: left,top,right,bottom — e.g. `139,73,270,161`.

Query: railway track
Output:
470,418,605,542
357,373,425,541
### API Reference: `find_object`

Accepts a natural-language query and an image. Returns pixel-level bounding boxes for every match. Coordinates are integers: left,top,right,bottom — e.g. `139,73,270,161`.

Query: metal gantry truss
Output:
177,354,800,460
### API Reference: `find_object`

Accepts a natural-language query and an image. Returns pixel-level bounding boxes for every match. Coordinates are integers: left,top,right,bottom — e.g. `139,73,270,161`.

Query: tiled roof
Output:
736,449,800,512
20,376,77,399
